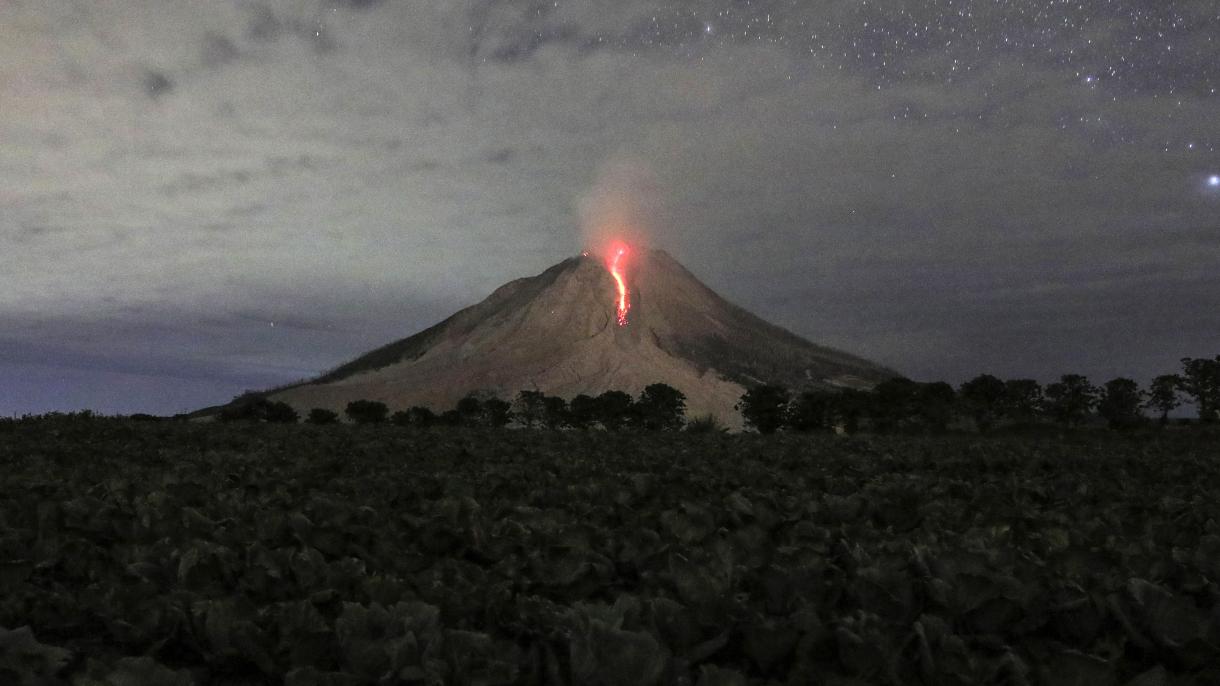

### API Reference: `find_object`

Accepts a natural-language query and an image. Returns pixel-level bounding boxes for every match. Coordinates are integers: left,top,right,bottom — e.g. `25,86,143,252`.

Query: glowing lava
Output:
607,243,631,326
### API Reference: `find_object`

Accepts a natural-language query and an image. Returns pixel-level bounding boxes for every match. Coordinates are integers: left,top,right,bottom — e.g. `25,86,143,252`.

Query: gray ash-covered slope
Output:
264,249,897,425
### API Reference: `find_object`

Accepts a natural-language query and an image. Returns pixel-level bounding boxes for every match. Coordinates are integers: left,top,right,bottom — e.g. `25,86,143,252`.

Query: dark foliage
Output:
916,381,956,434
344,400,389,425
428,394,513,428
594,390,635,431
514,390,547,428
455,395,483,423
1044,374,1099,427
868,378,923,433
864,379,957,434
1179,356,1220,423
264,401,299,424
1097,378,1145,429
127,413,163,422
786,391,835,432
483,398,513,428
1146,374,1182,425
684,413,727,433
217,393,271,422
568,394,599,429
634,383,687,431
1002,379,1044,425
829,388,870,434
306,408,339,425
540,395,569,430
736,384,790,434
217,395,296,424
405,406,437,427
3,420,1220,685
958,374,1007,432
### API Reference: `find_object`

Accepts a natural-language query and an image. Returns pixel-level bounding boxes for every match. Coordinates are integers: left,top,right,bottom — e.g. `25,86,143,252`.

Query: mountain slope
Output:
255,249,896,426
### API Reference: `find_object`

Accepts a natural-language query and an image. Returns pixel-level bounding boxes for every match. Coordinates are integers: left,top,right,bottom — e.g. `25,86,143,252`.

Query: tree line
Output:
737,355,1220,434
217,383,694,431
214,354,1219,434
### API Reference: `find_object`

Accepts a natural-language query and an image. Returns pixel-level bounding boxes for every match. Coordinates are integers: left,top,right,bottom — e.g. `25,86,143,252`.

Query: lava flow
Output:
607,243,631,326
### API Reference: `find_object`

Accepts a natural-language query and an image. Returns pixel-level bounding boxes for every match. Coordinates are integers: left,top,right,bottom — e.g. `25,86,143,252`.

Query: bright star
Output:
1208,175,1220,188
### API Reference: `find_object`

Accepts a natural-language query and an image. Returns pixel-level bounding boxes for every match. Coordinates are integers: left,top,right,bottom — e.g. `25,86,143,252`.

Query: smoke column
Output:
577,158,664,258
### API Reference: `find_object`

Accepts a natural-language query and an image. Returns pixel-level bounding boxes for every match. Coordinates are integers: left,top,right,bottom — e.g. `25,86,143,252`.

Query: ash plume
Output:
577,158,666,258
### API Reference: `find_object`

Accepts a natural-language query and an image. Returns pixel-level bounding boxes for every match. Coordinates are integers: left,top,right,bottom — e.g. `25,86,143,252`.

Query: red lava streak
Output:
607,243,631,326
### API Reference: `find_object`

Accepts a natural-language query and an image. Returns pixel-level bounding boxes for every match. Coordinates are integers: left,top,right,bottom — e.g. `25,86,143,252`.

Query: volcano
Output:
258,249,896,426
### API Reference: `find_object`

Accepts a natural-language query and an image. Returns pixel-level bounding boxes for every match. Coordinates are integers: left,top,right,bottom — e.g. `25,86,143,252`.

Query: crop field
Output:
2,417,1219,685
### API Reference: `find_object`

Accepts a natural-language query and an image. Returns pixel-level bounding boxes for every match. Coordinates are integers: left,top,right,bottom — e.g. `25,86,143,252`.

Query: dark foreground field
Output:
2,418,1218,685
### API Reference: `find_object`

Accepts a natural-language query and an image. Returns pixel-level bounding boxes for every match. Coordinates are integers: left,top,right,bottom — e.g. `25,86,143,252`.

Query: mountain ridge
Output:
220,249,898,426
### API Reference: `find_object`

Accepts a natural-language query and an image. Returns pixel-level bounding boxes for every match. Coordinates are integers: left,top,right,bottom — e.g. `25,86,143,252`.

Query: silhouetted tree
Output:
830,388,870,434
568,394,599,429
456,395,484,425
483,398,512,427
1003,379,1044,425
306,408,339,425
595,390,635,430
406,406,436,427
1043,374,1098,427
787,390,835,432
737,384,790,434
541,395,568,429
635,383,687,430
438,409,464,426
1146,374,1183,425
218,393,271,422
390,410,412,427
1098,377,1145,429
345,400,389,425
218,395,297,423
1179,356,1220,423
958,374,1006,432
515,390,547,428
869,378,923,433
264,401,299,424
917,382,957,434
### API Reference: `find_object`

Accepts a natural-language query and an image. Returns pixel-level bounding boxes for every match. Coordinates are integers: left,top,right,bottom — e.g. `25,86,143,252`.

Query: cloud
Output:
142,69,175,98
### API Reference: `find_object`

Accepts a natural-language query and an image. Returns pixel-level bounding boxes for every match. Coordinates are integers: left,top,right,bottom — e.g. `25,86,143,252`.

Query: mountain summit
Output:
263,249,896,426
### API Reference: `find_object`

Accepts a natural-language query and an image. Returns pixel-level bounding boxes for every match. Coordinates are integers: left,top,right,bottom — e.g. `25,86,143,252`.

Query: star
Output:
1209,175,1220,188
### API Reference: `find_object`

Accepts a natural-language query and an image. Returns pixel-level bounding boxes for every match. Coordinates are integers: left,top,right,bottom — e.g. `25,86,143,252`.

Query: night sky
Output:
2,1,1217,416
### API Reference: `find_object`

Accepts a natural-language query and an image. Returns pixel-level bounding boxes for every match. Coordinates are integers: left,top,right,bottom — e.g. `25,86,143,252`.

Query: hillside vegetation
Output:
2,417,1219,685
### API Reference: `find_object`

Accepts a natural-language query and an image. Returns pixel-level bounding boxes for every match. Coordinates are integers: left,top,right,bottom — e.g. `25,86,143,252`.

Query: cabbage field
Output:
2,417,1218,685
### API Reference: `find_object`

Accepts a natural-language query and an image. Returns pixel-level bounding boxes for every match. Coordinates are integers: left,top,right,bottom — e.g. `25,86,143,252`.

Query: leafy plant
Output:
3,418,1220,684
684,413,727,434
